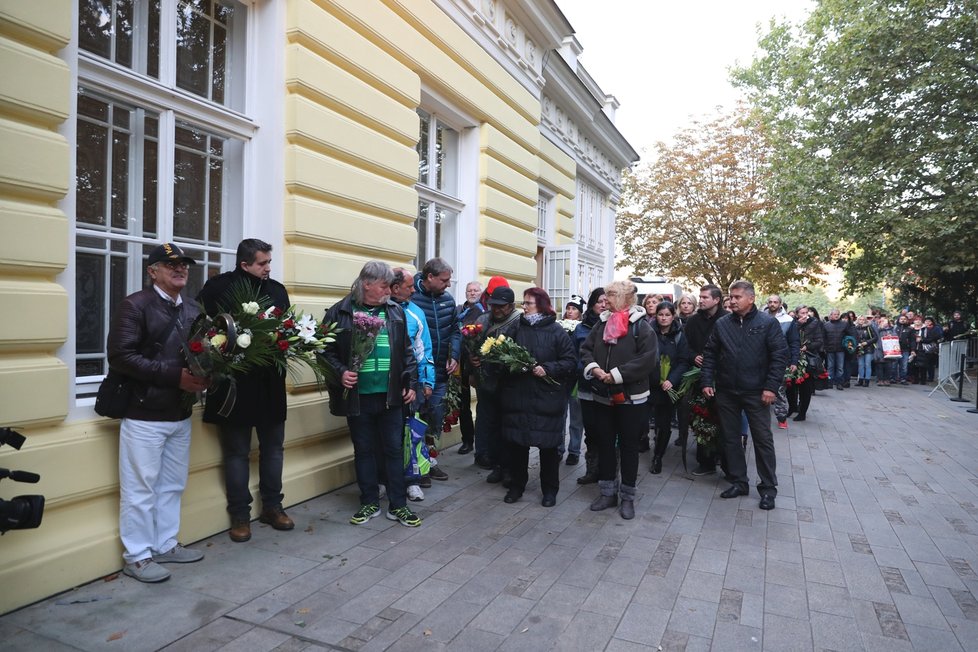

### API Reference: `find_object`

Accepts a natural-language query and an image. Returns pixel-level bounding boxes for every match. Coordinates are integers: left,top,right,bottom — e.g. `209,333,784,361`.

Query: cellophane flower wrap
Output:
478,334,558,385
344,311,385,398
271,306,341,387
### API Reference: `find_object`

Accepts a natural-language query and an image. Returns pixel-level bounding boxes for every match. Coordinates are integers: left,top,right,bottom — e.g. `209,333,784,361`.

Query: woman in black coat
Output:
649,301,691,474
499,287,577,507
789,305,823,421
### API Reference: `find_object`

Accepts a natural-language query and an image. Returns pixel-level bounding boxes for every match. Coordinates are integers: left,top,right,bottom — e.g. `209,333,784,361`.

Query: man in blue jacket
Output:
702,280,788,511
411,257,462,480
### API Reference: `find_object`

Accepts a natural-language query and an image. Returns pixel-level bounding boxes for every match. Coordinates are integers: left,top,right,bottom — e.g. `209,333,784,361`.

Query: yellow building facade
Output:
0,0,635,613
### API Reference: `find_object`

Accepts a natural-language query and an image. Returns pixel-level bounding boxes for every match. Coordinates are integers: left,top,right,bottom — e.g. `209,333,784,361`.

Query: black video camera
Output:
0,427,45,534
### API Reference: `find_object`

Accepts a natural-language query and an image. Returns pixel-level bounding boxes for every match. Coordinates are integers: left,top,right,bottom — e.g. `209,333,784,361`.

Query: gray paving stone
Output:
892,592,952,630
904,623,965,652
580,579,636,617
550,609,617,651
810,611,864,652
667,596,719,638
764,559,805,587
466,593,535,636
612,602,670,646
711,621,762,651
914,560,968,590
760,613,812,652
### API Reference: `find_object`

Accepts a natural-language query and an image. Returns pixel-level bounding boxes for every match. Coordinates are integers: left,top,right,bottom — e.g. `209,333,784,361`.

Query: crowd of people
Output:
105,241,973,583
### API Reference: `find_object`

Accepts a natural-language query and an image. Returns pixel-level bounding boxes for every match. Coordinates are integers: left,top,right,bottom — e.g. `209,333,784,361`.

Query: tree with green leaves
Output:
616,107,812,293
734,0,978,319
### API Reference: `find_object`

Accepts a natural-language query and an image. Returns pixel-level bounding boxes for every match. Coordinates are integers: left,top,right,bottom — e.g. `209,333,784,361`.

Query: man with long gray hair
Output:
321,261,421,527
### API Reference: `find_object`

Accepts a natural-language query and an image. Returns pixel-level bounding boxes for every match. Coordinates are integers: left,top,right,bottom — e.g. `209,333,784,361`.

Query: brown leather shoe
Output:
229,518,251,542
259,507,295,531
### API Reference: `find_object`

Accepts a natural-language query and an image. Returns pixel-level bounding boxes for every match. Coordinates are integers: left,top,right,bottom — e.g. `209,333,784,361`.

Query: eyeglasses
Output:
161,261,189,271
521,301,536,306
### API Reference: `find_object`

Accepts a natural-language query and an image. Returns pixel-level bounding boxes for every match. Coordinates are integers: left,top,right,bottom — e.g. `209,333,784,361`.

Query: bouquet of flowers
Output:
783,353,810,386
479,334,558,385
667,366,701,402
440,371,463,433
556,319,580,334
659,354,671,387
461,323,484,339
345,311,385,397
689,393,720,452
271,307,341,386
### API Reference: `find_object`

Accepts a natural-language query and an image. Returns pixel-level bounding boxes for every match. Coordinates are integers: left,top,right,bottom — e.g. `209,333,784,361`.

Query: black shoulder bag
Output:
95,310,182,418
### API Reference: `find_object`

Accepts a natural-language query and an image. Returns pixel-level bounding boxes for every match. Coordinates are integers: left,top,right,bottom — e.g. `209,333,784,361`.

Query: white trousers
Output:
119,417,191,563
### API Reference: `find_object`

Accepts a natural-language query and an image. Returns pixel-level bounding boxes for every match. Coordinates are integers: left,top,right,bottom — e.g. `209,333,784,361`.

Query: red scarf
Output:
604,309,630,343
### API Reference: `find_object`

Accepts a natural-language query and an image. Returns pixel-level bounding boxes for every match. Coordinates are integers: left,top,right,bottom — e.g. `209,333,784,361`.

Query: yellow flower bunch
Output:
480,334,506,355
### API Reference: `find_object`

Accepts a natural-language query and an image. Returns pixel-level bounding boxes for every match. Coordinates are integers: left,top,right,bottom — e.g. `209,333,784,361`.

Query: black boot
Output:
650,455,662,474
577,451,598,485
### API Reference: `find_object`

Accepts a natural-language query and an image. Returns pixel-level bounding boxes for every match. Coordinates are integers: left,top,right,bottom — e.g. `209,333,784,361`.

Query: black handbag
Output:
94,370,132,418
94,310,182,419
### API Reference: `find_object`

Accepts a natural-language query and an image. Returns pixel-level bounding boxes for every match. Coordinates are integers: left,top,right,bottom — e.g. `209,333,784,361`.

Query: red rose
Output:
283,319,294,329
278,340,289,351
189,341,204,353
442,424,452,433
272,307,283,317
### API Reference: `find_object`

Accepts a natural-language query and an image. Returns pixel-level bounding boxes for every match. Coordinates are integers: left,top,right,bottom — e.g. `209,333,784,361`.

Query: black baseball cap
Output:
147,242,197,266
487,286,516,305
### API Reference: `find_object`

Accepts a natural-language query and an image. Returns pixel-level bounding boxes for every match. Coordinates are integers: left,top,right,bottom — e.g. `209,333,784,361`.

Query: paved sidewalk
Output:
3,384,978,651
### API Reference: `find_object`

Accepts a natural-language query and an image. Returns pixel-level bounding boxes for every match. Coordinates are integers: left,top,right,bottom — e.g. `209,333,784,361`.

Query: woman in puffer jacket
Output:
581,280,658,520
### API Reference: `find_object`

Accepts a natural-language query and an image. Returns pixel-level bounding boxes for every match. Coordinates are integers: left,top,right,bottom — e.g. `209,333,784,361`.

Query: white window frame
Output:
414,98,476,282
61,0,285,416
576,176,607,254
536,190,554,246
543,244,575,314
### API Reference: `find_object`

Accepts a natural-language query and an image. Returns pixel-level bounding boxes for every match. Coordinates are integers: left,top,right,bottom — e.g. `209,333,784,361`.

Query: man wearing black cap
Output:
197,238,295,543
107,242,210,583
470,285,521,483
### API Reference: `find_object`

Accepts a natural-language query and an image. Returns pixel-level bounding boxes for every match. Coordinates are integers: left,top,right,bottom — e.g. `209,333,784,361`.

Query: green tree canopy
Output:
733,0,978,319
617,107,813,293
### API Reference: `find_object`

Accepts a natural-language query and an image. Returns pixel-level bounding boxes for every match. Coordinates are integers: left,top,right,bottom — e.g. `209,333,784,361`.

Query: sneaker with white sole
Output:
155,544,204,564
387,506,422,527
123,558,171,583
350,503,381,525
407,485,424,501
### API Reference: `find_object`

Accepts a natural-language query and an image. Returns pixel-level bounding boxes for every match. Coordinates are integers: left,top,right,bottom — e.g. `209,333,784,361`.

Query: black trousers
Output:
592,401,647,488
716,390,777,496
786,379,813,417
507,441,559,496
652,400,676,458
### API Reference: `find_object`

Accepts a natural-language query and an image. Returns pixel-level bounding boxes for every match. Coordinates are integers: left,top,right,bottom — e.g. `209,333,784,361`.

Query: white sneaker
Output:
407,485,424,501
378,484,387,500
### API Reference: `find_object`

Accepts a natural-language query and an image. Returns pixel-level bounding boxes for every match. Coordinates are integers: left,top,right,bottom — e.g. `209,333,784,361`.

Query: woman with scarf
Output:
498,287,577,506
649,301,691,474
788,305,823,420
573,287,609,485
581,280,658,519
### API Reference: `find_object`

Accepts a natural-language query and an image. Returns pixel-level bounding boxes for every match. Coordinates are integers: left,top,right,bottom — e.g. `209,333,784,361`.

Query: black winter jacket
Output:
798,318,824,355
321,295,417,417
107,287,199,421
499,314,577,448
823,318,856,353
651,322,692,406
411,274,461,383
701,305,789,394
684,307,730,356
196,268,290,426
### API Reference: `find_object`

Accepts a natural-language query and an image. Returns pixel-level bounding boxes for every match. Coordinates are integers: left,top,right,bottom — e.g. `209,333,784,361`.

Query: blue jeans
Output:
858,353,874,380
558,397,583,456
827,351,846,386
879,360,896,382
347,393,406,509
899,352,910,381
219,421,285,519
419,380,448,439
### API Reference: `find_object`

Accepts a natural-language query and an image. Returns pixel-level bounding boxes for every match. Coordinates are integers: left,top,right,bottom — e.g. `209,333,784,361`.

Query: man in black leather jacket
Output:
108,242,209,583
702,280,788,511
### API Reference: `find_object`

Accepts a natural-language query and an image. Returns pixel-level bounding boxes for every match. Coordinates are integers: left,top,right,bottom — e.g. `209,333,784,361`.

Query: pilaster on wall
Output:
0,2,71,427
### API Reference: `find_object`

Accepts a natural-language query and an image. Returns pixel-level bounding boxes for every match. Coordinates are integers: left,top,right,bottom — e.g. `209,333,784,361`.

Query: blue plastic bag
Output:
403,413,430,481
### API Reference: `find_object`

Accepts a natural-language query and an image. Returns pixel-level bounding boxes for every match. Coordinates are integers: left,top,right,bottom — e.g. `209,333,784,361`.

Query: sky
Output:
557,0,814,160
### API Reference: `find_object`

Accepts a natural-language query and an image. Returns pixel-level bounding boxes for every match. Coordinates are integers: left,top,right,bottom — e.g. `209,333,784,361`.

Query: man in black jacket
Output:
702,280,788,510
823,309,856,390
197,239,294,543
109,242,209,583
684,285,728,476
322,261,420,527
